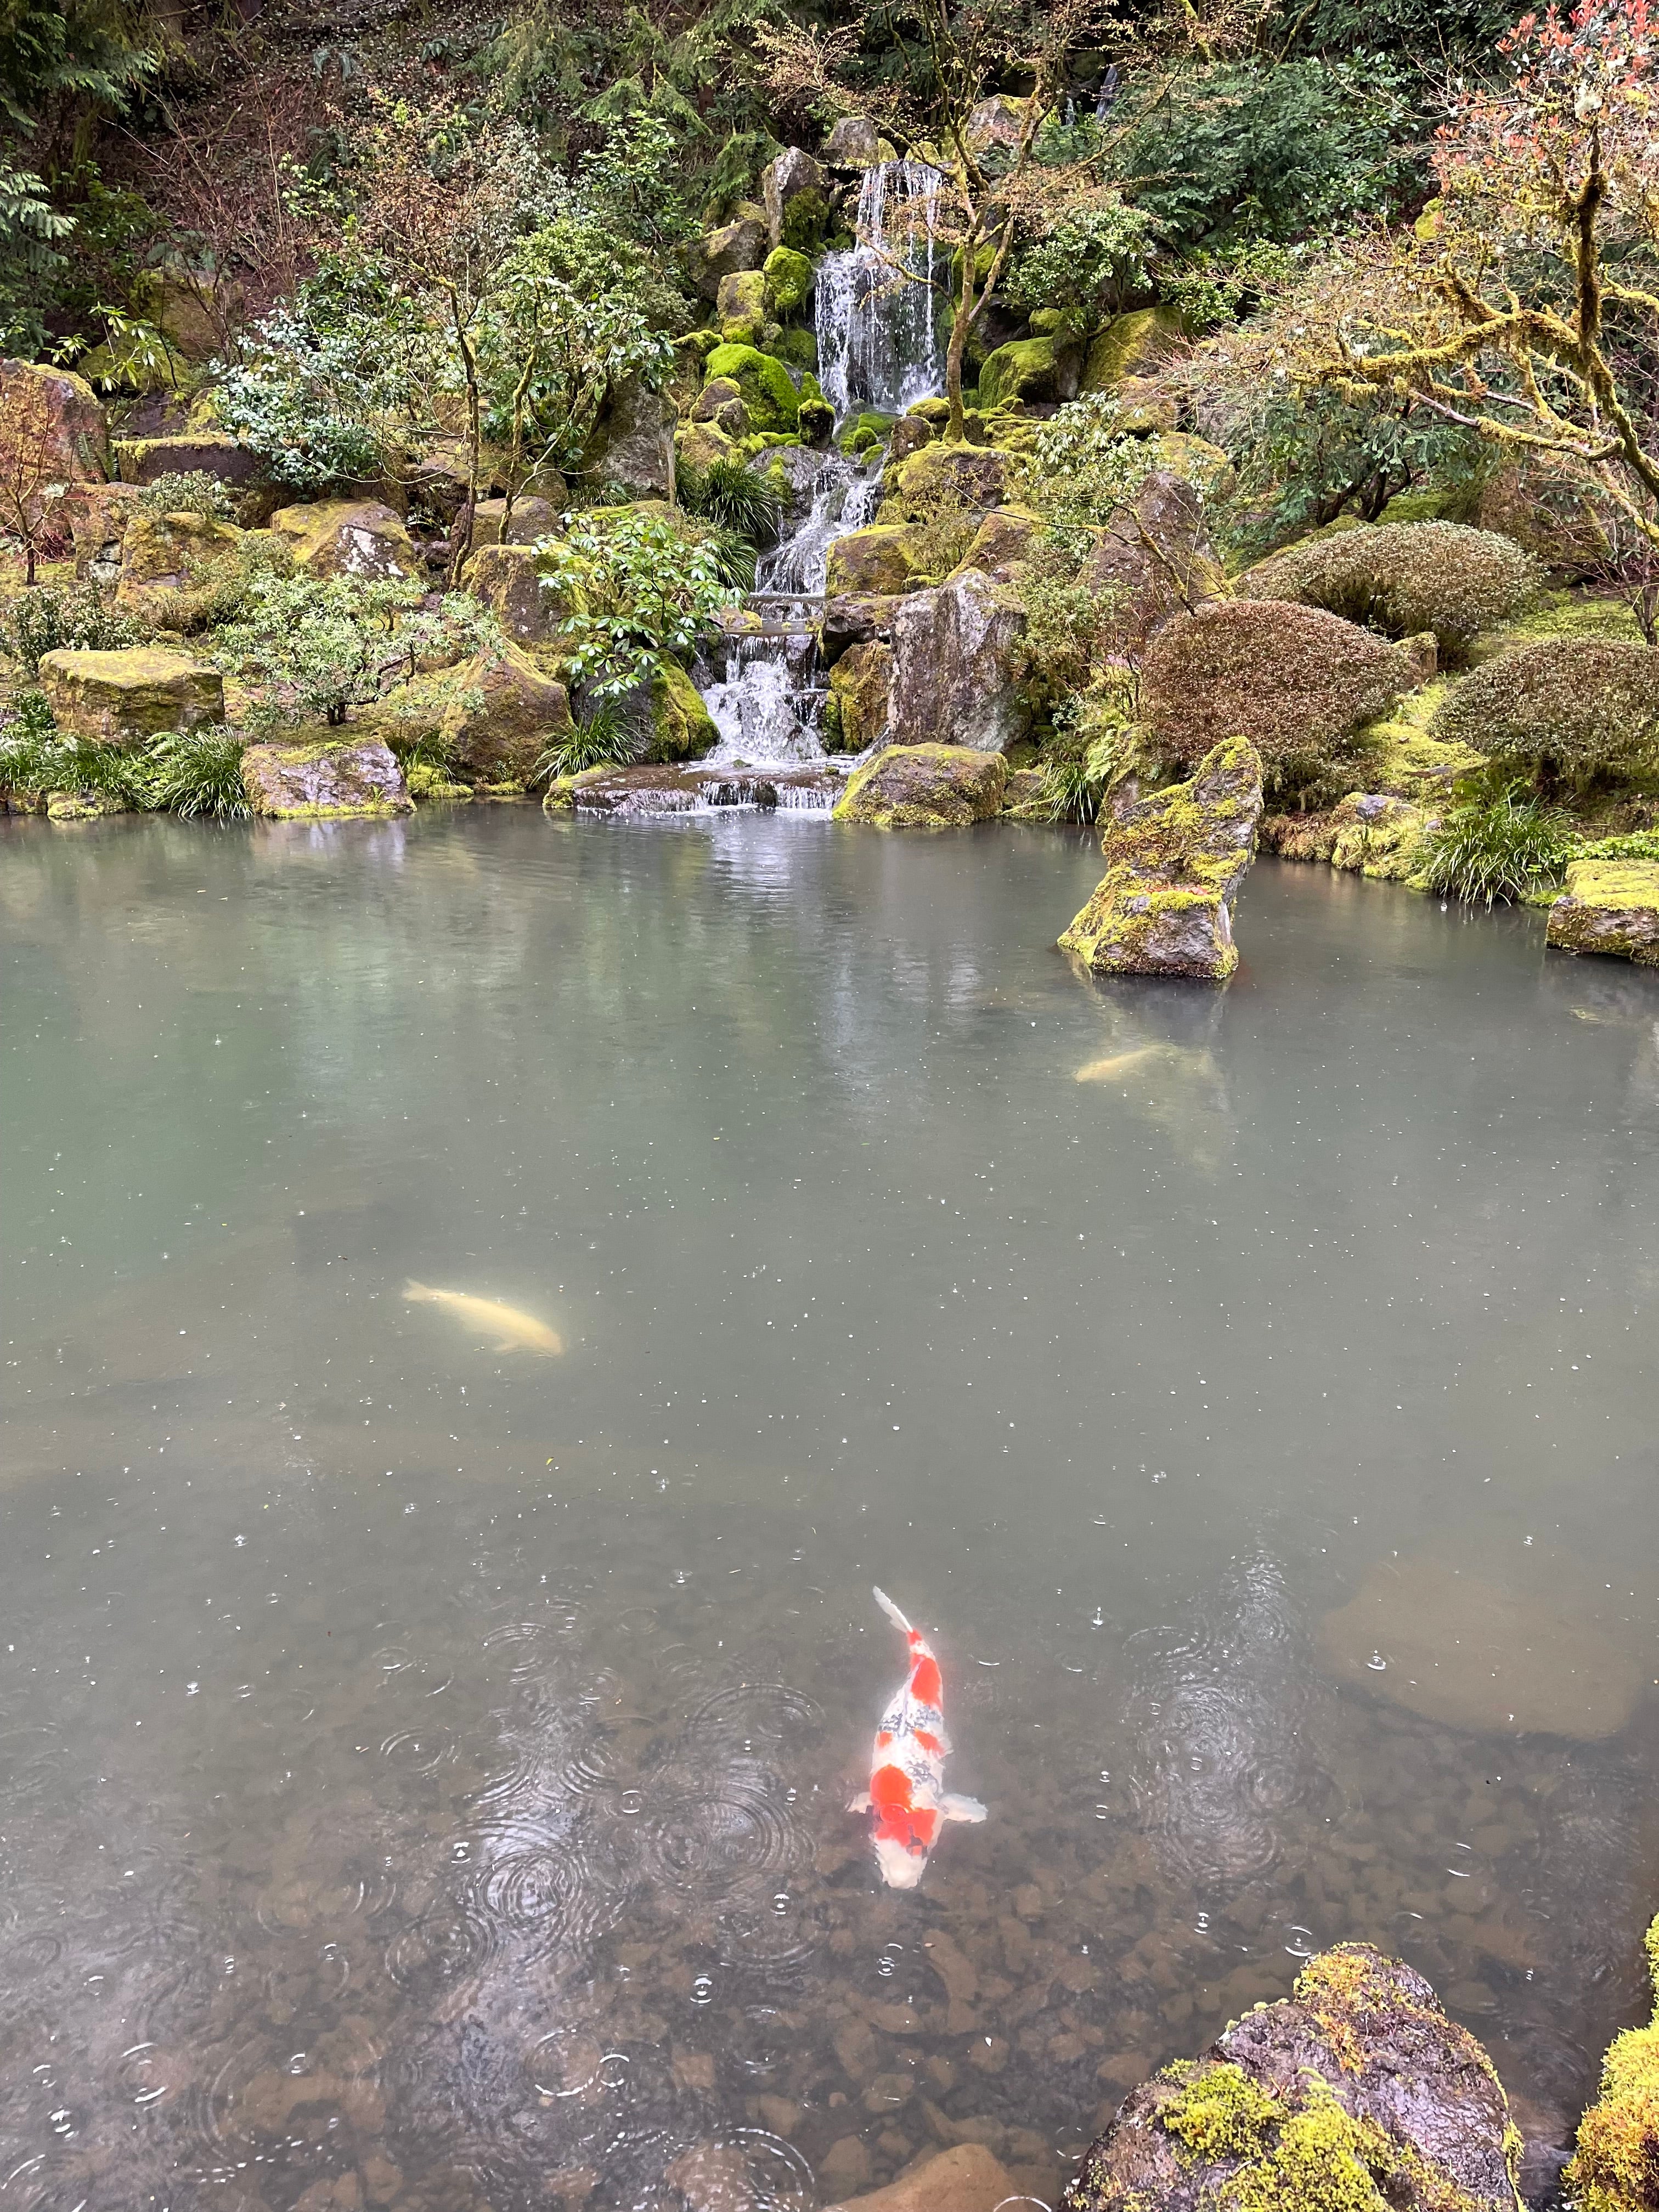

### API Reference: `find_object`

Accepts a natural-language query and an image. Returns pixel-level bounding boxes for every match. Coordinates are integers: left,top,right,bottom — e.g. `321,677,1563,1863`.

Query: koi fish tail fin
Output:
847,1790,873,1814
941,1793,987,1824
403,1280,432,1302
872,1585,913,1637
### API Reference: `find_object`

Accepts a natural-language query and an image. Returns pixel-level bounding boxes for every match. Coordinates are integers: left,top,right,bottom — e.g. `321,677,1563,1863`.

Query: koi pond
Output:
2,808,1656,2210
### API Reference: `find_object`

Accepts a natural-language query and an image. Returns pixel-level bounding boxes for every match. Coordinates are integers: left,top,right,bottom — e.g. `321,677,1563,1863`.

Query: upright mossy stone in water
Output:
1064,1942,1525,2212
241,736,412,817
834,743,1007,827
1546,860,1659,967
1058,737,1263,982
39,646,224,744
1566,1914,1659,2212
702,344,800,432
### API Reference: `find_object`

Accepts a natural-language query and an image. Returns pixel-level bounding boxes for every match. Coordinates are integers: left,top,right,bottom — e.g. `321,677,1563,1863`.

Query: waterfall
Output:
756,453,882,597
815,160,947,422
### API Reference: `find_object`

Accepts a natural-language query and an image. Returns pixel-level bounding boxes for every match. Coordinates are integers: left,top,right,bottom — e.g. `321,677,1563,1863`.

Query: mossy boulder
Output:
1080,467,1224,653
690,208,769,302
0,358,108,489
826,640,892,752
826,523,928,596
886,441,1007,521
702,344,800,433
436,642,574,784
582,377,675,501
39,646,224,744
65,480,142,580
1546,859,1659,967
242,735,412,817
112,431,267,495
1058,736,1263,982
114,509,245,617
888,571,1028,753
764,245,815,319
470,495,560,549
761,148,829,251
977,332,1082,411
950,506,1041,584
835,742,1007,827
718,269,769,345
1238,522,1539,656
645,657,720,762
1263,793,1440,880
1080,307,1180,394
1063,1943,1525,2212
1566,1914,1659,2209
459,543,562,644
270,499,422,583
1142,601,1413,794
1430,640,1659,779
678,419,740,473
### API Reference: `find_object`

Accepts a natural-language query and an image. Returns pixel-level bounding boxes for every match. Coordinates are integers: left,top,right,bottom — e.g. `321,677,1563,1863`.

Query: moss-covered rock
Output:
459,543,560,643
834,742,1007,826
1430,640,1659,779
1080,467,1225,653
0,358,108,490
826,523,928,596
114,509,245,617
1238,522,1539,656
702,344,800,433
1546,859,1659,966
950,505,1041,584
678,419,740,472
718,268,769,345
978,332,1082,411
760,147,828,251
40,646,224,744
689,208,769,302
112,431,267,495
886,440,1008,521
1080,307,1180,393
1058,737,1263,981
1327,792,1440,881
470,495,560,549
65,480,143,580
888,571,1028,753
763,245,815,319
1565,1914,1659,2210
1063,1942,1524,2212
242,735,412,817
581,377,675,501
826,640,892,752
270,499,422,583
1141,601,1412,793
436,642,574,784
645,657,720,762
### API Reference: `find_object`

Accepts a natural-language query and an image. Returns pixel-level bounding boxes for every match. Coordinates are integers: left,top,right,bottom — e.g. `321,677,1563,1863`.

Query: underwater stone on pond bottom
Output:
1063,1943,1525,2212
1058,737,1263,981
1317,1554,1646,1739
1546,861,1659,967
834,744,1007,827
241,736,411,817
826,2144,1020,2212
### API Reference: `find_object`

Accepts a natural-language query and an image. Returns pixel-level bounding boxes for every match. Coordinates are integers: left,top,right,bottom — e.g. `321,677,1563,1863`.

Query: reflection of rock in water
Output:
1126,1555,1334,1888
1317,1553,1646,1740
1068,980,1235,1171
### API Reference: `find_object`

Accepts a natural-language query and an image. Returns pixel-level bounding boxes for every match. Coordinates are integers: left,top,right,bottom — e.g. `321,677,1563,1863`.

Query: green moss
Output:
1160,2062,1283,2164
703,343,800,431
646,657,719,762
764,246,814,319
978,335,1065,411
1226,2089,1391,2212
767,326,818,370
778,187,832,255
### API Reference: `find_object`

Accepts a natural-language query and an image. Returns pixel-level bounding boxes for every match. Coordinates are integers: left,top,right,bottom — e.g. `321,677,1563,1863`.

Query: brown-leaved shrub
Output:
1238,521,1537,654
1430,640,1659,779
1139,599,1409,793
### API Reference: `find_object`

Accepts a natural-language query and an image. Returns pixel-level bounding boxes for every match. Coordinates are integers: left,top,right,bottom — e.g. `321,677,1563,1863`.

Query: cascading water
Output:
815,160,947,421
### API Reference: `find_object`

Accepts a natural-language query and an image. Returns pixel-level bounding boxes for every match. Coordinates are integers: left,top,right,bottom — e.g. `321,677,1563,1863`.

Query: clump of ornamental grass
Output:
533,695,644,783
1418,775,1573,906
1,583,139,677
676,456,784,546
145,725,250,820
0,714,150,808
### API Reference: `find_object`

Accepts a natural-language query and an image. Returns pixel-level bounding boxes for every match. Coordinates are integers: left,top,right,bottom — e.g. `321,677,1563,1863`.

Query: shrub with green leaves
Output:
1015,394,1155,548
1005,201,1156,330
137,472,234,521
215,294,425,493
145,726,250,820
214,573,499,729
1240,521,1537,653
535,511,737,699
1430,641,1659,781
1419,777,1573,905
1,584,140,677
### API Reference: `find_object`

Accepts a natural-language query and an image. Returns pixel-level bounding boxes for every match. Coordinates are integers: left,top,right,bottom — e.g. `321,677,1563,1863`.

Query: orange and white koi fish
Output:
849,1587,985,1889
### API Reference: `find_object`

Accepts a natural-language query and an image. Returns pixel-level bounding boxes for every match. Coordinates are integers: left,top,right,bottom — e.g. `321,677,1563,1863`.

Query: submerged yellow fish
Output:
403,1282,563,1355
1074,1045,1163,1084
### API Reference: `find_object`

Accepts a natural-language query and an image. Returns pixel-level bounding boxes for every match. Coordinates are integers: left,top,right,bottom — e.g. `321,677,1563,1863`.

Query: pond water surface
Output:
3,809,1657,2212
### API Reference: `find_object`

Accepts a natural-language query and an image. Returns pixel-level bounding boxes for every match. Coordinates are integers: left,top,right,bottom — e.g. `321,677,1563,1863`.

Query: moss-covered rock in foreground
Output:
1058,737,1263,982
1063,1943,1523,2212
1546,859,1659,967
241,736,411,817
833,743,1007,827
40,646,224,744
1566,1913,1659,2210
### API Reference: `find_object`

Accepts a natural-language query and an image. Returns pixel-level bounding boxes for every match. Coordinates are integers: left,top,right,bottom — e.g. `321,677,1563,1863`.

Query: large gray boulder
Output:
1057,736,1263,983
887,570,1027,753
689,208,769,302
1081,468,1226,653
584,379,674,501
761,146,827,250
1062,1943,1523,2212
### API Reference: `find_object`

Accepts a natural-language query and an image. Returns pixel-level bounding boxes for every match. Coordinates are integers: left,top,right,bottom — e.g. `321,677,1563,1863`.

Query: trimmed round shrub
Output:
1430,640,1659,778
1238,521,1538,653
1140,599,1409,789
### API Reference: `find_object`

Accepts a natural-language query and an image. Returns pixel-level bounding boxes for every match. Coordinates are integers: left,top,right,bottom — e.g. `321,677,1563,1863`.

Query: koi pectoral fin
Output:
494,1339,520,1352
941,1793,987,1824
847,1792,873,1814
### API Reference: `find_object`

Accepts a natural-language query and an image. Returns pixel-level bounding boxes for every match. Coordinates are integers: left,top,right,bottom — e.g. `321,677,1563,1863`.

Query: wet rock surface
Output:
834,743,1007,827
1547,860,1659,967
1064,1944,1525,2212
241,734,413,816
886,573,1027,755
1058,737,1263,980
39,645,224,742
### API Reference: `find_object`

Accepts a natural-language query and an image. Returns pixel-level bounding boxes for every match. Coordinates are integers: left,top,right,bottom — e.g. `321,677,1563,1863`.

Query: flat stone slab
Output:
1547,859,1659,966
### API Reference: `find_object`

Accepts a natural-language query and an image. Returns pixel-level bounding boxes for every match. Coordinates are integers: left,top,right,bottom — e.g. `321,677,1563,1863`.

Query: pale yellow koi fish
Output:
1074,1045,1163,1084
403,1282,563,1355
